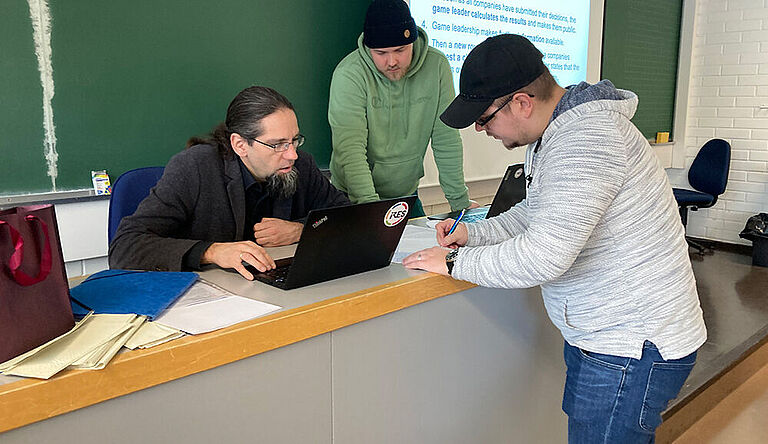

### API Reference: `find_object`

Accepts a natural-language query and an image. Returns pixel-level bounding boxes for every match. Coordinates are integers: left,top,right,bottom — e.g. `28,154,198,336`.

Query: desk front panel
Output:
1,334,332,444
332,286,567,443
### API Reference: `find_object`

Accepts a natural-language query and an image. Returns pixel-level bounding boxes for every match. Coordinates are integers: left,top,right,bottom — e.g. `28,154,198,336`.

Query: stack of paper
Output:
1,313,139,379
69,315,146,370
155,280,282,335
124,322,185,349
0,314,188,379
0,279,282,379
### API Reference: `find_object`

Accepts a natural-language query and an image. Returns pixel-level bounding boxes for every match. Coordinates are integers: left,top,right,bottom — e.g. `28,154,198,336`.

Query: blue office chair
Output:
108,166,165,243
673,138,731,254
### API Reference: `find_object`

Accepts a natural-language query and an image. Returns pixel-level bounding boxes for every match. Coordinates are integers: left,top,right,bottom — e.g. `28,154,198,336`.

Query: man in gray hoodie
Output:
403,34,706,443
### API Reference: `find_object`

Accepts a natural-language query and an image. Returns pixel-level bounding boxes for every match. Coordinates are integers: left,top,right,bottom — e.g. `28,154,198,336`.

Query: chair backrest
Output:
689,138,731,197
107,167,165,243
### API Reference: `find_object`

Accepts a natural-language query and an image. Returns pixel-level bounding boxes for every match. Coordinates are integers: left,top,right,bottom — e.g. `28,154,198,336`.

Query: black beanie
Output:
363,0,418,49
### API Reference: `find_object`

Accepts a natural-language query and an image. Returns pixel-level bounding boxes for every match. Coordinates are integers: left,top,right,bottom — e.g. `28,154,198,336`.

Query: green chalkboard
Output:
601,0,682,140
0,1,368,196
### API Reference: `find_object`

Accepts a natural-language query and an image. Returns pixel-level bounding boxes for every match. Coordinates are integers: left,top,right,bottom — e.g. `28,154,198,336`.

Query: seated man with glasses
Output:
109,86,349,279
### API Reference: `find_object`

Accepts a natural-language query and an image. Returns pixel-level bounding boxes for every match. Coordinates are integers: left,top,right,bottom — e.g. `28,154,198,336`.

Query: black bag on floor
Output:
740,213,768,267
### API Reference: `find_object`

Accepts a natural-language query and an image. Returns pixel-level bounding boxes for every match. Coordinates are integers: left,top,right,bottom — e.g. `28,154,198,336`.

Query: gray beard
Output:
265,168,298,199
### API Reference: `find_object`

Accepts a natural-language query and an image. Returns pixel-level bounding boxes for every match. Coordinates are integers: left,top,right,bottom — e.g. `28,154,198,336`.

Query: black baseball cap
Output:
440,34,546,129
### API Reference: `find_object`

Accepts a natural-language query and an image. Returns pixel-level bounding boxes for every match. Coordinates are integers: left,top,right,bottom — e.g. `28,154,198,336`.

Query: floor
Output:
667,247,768,443
674,363,768,443
671,248,768,406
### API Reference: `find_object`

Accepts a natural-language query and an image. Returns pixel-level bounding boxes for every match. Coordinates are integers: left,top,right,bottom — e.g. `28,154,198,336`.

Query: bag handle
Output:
0,215,52,286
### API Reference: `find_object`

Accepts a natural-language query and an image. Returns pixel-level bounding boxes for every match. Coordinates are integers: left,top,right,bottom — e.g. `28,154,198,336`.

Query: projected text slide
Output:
410,0,590,90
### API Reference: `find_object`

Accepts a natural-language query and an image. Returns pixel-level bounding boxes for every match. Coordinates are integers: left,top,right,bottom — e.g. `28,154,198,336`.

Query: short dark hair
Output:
187,86,294,157
517,68,557,102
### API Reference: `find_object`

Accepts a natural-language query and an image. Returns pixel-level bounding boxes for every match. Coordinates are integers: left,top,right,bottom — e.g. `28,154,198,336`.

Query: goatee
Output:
266,168,298,199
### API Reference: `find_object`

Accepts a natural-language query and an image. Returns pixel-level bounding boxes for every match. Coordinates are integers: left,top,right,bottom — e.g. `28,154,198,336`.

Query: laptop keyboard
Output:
261,265,290,282
461,212,488,224
249,258,293,289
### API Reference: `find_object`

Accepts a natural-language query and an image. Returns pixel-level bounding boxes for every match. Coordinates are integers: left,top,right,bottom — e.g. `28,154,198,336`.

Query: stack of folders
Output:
0,313,184,379
0,270,282,379
0,269,196,379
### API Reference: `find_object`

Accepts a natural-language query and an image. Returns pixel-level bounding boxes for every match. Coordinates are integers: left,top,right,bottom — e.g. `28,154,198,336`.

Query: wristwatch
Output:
445,249,459,276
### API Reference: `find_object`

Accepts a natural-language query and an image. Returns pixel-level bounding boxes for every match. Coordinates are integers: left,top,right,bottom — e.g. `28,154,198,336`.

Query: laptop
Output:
428,163,526,223
248,195,417,290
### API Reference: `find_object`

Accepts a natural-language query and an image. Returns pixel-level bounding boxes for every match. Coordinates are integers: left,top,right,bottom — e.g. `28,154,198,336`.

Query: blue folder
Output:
70,269,198,320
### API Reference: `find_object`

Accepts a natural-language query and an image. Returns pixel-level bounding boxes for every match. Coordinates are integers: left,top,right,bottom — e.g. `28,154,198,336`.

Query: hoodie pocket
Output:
563,297,623,333
370,157,423,198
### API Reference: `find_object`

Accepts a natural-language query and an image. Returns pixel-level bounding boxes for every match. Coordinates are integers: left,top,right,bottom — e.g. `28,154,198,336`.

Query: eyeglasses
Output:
476,93,535,127
251,134,305,152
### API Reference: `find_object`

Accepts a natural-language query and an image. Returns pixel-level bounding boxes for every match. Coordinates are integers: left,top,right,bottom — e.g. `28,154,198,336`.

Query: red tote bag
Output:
0,205,75,363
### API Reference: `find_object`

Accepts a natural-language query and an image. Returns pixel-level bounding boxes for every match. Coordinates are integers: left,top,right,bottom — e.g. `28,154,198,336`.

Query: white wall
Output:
55,199,109,278
667,0,768,245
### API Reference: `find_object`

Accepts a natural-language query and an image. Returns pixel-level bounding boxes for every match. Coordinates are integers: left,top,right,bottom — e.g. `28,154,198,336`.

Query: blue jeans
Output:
562,341,697,444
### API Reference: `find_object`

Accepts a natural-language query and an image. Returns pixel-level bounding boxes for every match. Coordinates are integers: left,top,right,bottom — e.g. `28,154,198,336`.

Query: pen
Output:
448,208,466,235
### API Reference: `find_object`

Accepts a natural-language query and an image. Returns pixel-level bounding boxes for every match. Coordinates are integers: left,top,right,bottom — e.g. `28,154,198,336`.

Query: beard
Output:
503,140,526,150
502,133,539,150
384,65,409,81
385,70,404,81
265,167,298,199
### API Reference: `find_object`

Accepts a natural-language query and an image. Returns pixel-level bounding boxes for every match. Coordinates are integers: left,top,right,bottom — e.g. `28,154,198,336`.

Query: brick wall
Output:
667,0,768,245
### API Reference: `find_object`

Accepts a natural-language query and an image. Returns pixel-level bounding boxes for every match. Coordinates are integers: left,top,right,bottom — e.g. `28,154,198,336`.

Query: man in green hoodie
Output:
328,0,474,217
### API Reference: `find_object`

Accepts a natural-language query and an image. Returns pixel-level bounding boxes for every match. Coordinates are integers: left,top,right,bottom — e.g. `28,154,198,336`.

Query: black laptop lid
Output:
428,163,526,220
281,195,417,289
486,163,526,218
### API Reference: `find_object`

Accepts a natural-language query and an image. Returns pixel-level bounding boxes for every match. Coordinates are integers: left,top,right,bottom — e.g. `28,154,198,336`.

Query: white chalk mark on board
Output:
27,0,58,191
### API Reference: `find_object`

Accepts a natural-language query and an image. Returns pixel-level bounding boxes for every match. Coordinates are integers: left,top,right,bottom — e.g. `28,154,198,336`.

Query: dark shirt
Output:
181,160,272,269
239,158,274,241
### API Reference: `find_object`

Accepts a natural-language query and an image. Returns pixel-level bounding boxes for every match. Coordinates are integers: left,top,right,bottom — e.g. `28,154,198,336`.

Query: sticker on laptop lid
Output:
384,202,409,227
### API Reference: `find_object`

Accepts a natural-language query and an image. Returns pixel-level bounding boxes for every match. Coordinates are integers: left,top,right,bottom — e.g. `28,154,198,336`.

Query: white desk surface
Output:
0,253,476,433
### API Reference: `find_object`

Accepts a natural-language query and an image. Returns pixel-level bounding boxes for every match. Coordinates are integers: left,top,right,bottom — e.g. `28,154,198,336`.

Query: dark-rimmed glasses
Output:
476,93,535,127
251,134,305,152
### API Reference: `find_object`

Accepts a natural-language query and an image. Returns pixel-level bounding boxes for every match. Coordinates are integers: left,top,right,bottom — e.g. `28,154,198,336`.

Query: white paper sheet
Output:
391,225,440,263
154,280,282,335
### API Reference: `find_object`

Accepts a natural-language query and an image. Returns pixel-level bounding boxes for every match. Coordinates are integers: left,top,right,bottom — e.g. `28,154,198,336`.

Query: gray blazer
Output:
108,144,349,271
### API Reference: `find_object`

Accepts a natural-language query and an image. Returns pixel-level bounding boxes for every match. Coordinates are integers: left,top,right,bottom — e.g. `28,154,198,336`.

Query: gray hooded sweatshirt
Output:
452,81,706,360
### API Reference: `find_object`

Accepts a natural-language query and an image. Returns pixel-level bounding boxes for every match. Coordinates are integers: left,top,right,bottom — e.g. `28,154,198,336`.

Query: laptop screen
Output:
428,164,525,221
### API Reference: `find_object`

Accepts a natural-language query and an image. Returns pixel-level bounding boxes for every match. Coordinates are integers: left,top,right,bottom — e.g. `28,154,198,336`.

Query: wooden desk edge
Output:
0,273,475,433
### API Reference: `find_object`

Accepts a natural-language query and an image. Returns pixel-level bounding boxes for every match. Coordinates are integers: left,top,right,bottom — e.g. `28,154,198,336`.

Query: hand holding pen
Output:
403,209,468,274
448,208,466,235
437,209,468,249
